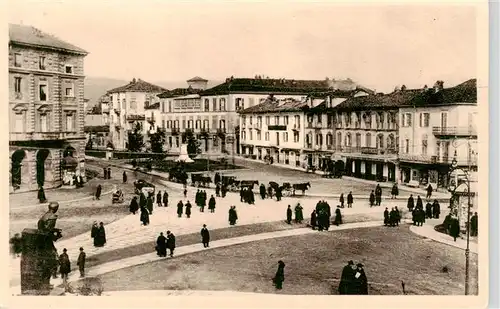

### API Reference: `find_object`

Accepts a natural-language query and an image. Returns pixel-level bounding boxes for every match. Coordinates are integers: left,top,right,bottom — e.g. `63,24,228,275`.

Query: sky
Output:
6,0,478,93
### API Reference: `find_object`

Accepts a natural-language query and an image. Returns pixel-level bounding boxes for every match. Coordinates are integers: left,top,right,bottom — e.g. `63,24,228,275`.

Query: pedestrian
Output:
334,206,342,226
140,205,150,226
229,206,238,225
215,184,220,197
432,200,441,219
407,194,415,212
286,205,292,224
201,224,210,248
94,222,106,247
147,194,154,215
417,207,426,226
308,209,317,230
389,208,397,227
139,192,147,210
163,191,169,207
395,206,401,225
185,201,192,218
177,200,184,218
391,183,399,199
260,184,266,199
338,260,355,295
166,231,176,257
108,167,112,179
59,248,71,291
214,172,221,185
156,232,167,257
221,185,227,198
426,184,433,199
347,191,353,208
200,191,206,212
339,193,344,208
103,167,107,179
91,221,99,246
267,186,273,199
471,212,478,236
95,184,102,200
208,195,216,213
123,171,127,183
369,191,375,207
273,260,285,290
449,217,460,241
157,190,162,207
183,188,187,198
77,247,86,278
416,195,423,210
425,202,432,219
240,187,245,202
275,187,282,201
384,207,389,226
375,184,382,206
294,203,304,223
129,196,139,214
352,263,368,295
38,186,47,203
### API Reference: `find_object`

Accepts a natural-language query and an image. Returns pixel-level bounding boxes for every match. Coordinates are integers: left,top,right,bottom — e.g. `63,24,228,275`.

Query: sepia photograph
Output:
2,0,490,307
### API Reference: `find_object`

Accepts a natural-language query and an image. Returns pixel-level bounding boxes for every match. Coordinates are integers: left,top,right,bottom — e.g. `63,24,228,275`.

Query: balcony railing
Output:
10,131,81,141
432,126,477,137
126,114,145,121
399,153,437,164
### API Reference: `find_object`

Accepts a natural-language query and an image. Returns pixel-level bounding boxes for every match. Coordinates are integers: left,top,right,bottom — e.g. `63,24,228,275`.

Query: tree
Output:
183,129,201,159
127,122,145,153
148,128,166,154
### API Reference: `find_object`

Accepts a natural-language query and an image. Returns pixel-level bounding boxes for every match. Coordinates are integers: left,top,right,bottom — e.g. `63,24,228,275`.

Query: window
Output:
405,139,410,154
122,99,126,109
130,100,137,109
377,134,384,149
403,113,412,127
317,114,322,123
195,120,201,129
14,77,21,93
249,129,253,140
294,115,301,128
276,132,280,146
257,131,261,140
65,65,73,74
284,132,288,142
275,116,279,125
40,114,48,132
420,113,430,127
65,87,74,97
168,136,173,147
66,114,75,131
204,99,210,111
39,56,46,70
293,132,299,143
219,98,226,111
14,53,22,67
162,120,166,128
219,119,226,130
366,133,371,147
39,84,47,101
265,116,270,125
355,133,361,148
203,119,209,130
182,120,186,129
168,101,172,112
249,116,253,125
265,132,270,141
337,132,342,148
212,98,217,111
235,98,245,111
14,112,25,132
284,116,289,125
242,131,246,140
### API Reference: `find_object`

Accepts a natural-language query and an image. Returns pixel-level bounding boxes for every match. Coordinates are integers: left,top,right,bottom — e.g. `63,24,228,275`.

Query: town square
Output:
6,1,484,300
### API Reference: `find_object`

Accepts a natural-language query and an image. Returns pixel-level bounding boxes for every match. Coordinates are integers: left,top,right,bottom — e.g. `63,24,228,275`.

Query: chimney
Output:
433,80,444,93
423,84,428,90
401,85,407,91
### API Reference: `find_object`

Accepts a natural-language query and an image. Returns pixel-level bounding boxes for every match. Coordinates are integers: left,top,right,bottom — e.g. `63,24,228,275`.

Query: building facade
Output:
398,79,478,189
106,78,166,150
9,24,88,192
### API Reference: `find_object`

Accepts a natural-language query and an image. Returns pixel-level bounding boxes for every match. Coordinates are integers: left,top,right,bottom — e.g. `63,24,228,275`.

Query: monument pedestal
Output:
20,228,58,295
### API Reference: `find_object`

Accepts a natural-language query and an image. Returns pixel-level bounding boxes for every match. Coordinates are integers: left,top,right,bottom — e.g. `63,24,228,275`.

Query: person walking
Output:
310,210,317,230
384,207,389,226
426,184,433,199
416,195,423,210
375,184,382,206
391,183,399,199
347,191,353,208
273,260,286,290
286,205,292,224
140,205,150,226
122,171,127,183
229,206,238,225
334,206,343,226
183,188,187,198
338,260,355,295
407,194,415,212
294,203,304,223
339,193,344,208
59,248,71,291
156,232,167,257
260,184,266,199
201,224,210,248
94,222,106,247
208,195,216,213
129,196,139,215
103,167,107,179
432,200,441,219
163,191,169,207
449,217,460,241
107,167,112,179
215,184,220,197
77,247,86,278
95,184,102,200
425,202,432,219
166,231,176,257
91,221,99,246
157,191,162,207
185,201,192,218
395,206,401,225
275,187,282,201
177,200,184,218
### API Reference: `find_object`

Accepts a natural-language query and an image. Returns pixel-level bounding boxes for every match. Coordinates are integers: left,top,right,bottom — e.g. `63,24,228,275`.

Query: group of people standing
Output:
309,200,343,230
369,184,383,207
338,260,369,295
90,221,106,247
195,190,208,212
286,203,304,224
406,194,441,227
155,231,176,257
339,192,354,208
240,187,256,204
383,207,401,227
102,166,112,180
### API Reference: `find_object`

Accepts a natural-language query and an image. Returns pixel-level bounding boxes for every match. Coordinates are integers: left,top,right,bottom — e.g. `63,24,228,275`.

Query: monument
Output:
175,144,194,163
20,202,63,295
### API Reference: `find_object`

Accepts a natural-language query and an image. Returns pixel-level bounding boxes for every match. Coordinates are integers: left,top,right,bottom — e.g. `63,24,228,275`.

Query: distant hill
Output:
84,77,223,106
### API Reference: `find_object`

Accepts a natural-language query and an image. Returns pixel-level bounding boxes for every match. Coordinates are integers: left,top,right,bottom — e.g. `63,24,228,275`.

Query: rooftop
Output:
187,76,208,82
334,89,422,111
9,24,87,55
157,86,203,98
406,79,477,107
238,96,309,114
107,78,167,94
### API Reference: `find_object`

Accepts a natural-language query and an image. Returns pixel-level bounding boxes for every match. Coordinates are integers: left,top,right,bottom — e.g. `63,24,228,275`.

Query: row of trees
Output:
127,122,202,158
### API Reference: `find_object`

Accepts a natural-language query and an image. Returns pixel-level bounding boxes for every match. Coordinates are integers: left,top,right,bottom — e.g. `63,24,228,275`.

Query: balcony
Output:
399,153,437,164
9,131,82,141
126,114,145,121
435,155,478,166
432,126,477,137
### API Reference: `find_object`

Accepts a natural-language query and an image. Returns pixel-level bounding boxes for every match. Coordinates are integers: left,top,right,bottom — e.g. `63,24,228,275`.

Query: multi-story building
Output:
9,24,88,192
106,78,166,150
398,79,478,189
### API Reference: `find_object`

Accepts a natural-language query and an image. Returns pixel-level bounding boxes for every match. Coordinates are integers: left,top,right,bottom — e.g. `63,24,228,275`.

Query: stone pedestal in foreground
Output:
20,228,58,295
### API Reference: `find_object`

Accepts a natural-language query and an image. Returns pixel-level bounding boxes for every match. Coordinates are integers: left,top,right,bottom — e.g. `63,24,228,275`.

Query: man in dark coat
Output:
416,195,423,210
310,210,317,230
146,195,154,215
38,186,47,203
432,200,441,219
103,167,107,179
59,248,71,290
375,184,382,206
166,231,176,257
201,224,210,248
334,207,342,226
369,191,375,207
221,185,227,198
267,186,273,199
395,206,401,225
91,222,99,246
139,192,146,209
471,212,478,236
156,232,167,257
347,191,353,208
412,208,417,225
273,260,285,290
200,191,206,212
426,184,433,199
294,203,304,223
384,208,390,226
177,200,184,218
185,201,192,218
286,205,292,224
140,206,150,226
228,206,238,225
407,194,415,212
260,184,266,199
77,247,86,278
163,191,169,207
425,202,433,219
95,222,106,247
208,195,216,213
157,191,162,207
107,167,112,179
129,196,139,214
339,193,344,208
352,263,368,295
275,187,282,201
214,172,221,185
449,217,460,241
123,171,127,183
95,184,102,200
391,183,399,199
338,260,355,295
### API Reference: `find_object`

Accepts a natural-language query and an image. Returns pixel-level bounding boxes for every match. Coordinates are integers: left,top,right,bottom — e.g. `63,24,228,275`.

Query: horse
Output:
292,182,311,195
240,180,259,189
269,181,280,191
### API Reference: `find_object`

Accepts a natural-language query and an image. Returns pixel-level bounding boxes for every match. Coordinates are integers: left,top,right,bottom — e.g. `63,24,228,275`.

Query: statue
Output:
175,144,194,163
20,202,63,295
